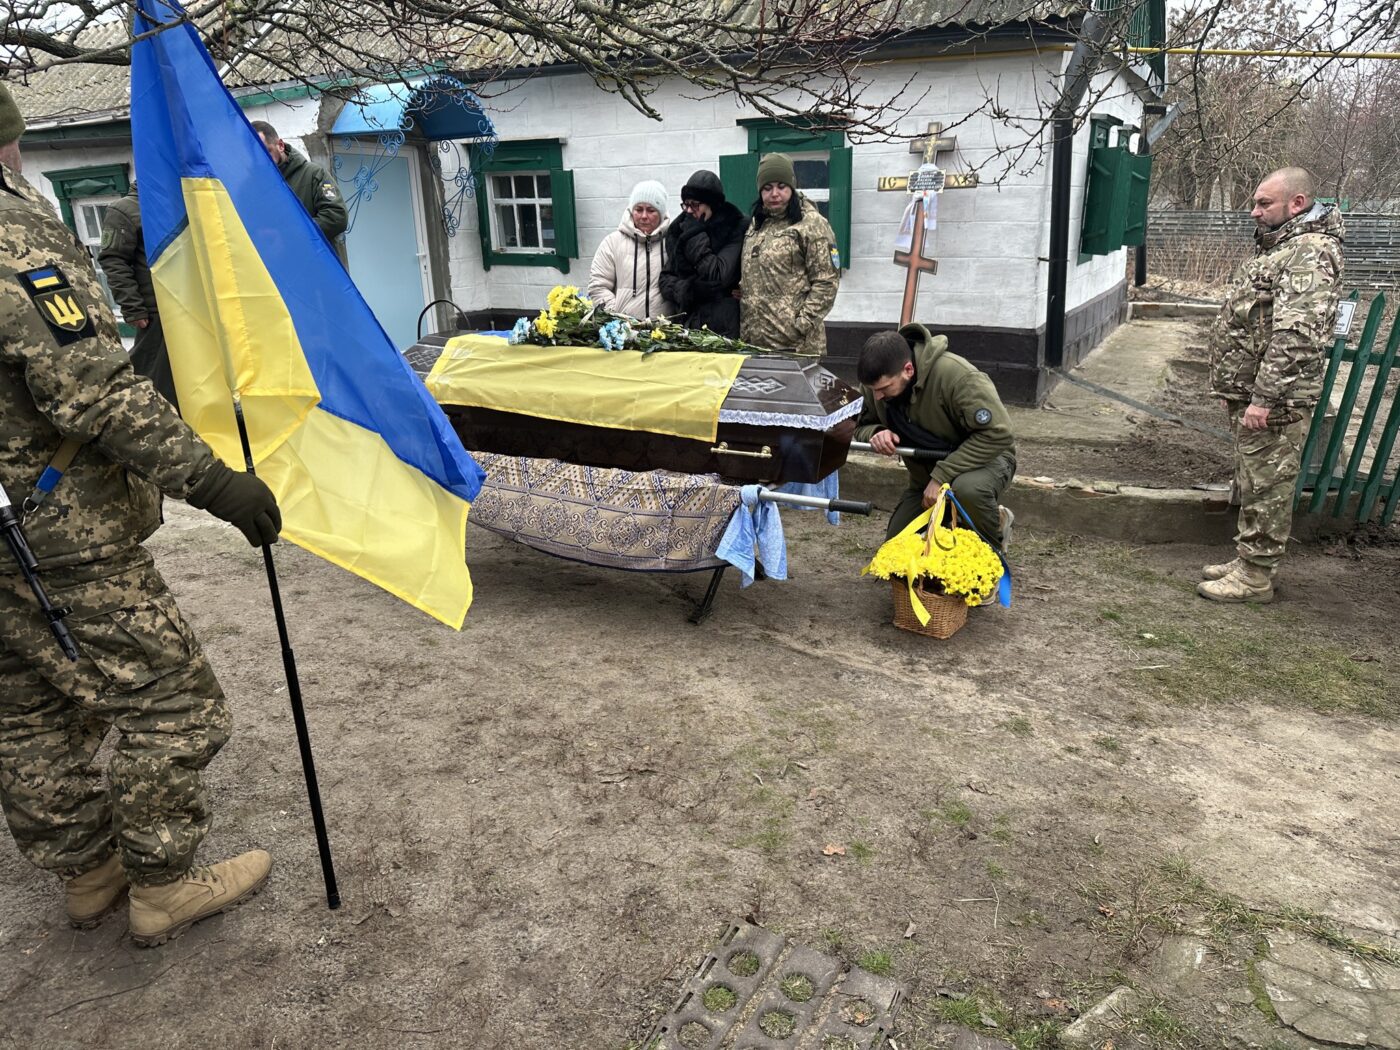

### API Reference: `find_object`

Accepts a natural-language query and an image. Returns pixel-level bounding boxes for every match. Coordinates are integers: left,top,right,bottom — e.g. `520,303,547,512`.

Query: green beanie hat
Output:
0,84,25,146
756,153,797,192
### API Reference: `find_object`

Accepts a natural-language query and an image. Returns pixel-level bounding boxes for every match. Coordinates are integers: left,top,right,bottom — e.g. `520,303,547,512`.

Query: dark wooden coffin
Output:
406,334,863,484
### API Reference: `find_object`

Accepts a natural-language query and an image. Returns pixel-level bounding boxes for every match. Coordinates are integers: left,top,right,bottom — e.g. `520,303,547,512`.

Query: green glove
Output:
187,461,282,547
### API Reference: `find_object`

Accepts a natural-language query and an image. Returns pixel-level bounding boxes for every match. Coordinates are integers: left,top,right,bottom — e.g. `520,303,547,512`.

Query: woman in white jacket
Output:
587,180,674,321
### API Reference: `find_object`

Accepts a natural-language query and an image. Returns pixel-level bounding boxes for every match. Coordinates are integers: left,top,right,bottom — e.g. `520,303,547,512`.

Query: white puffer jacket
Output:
587,211,674,320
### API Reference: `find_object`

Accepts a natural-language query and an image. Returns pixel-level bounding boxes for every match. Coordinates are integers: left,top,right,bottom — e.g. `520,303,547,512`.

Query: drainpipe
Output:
1136,101,1183,288
1045,12,1110,369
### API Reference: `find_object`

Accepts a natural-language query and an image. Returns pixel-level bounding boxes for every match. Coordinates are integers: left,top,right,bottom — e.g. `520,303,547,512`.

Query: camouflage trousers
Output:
1229,404,1307,571
0,545,230,886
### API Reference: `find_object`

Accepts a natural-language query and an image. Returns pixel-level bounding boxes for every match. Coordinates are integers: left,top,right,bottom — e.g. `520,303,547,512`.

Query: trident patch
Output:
14,265,96,345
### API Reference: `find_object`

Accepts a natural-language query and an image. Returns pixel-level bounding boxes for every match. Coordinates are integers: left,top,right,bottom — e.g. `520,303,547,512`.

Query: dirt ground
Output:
2,495,1397,1049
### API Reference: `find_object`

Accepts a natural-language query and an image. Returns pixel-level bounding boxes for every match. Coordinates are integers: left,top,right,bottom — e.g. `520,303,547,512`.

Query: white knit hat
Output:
628,179,669,217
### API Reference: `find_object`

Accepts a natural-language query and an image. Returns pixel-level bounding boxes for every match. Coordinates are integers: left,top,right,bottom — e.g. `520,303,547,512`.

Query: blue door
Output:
343,151,428,350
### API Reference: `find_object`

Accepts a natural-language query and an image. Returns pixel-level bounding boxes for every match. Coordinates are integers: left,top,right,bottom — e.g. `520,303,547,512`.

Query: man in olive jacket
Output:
97,184,178,408
854,325,1016,547
251,121,348,255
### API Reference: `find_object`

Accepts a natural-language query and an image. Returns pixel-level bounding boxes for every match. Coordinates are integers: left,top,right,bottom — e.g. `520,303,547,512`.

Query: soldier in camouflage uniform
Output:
1200,167,1344,603
738,153,841,356
1,84,279,945
97,183,178,408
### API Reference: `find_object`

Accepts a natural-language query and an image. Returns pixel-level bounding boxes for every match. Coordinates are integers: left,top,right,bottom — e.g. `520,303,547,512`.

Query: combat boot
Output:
1196,563,1274,603
1201,556,1244,580
998,506,1014,552
65,853,128,929
128,849,272,947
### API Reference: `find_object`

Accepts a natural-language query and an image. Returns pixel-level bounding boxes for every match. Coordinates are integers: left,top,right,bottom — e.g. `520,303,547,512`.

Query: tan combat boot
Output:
998,505,1015,552
1196,562,1274,603
128,849,272,947
1201,556,1244,580
65,853,129,928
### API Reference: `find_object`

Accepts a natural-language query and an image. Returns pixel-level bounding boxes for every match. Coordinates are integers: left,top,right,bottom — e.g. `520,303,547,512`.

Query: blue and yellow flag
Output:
131,0,484,628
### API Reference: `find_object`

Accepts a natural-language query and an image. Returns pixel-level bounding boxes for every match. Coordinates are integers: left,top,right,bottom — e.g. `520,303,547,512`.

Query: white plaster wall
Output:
25,143,133,218
447,50,1129,334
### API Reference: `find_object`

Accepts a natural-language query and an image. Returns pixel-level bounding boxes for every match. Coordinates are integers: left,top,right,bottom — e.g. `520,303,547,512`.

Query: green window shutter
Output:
549,167,577,273
1079,117,1133,257
475,181,494,271
719,152,760,214
827,145,852,270
1121,152,1154,247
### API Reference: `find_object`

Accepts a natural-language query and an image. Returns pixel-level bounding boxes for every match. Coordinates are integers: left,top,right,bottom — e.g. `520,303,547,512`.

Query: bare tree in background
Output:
1151,0,1400,209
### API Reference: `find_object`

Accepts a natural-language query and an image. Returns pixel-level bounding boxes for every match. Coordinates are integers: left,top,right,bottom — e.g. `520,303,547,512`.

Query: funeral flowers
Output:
862,499,1004,607
509,285,765,355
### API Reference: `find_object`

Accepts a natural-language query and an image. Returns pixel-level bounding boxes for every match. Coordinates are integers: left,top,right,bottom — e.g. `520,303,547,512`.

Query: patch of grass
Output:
1093,735,1122,753
991,813,1013,843
936,801,973,829
1122,615,1396,720
934,996,981,1025
1099,608,1123,622
758,1010,796,1039
1245,947,1280,1023
1135,1001,1194,1042
779,973,814,1002
702,984,737,1012
848,840,875,863
820,928,844,953
857,949,894,976
985,861,1008,880
997,715,1033,737
727,950,761,977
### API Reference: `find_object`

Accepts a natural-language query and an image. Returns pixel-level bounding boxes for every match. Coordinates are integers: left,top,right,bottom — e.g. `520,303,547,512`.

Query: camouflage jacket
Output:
96,186,156,323
1209,204,1344,411
1,163,217,571
279,146,348,243
738,194,840,356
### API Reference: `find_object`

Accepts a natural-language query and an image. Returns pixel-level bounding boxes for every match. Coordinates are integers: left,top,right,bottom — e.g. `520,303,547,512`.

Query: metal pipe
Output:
850,441,950,463
756,490,873,516
1045,114,1074,368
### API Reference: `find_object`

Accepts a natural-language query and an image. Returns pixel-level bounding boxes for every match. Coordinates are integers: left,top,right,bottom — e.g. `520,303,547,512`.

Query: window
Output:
719,119,852,270
474,140,577,272
490,172,555,252
75,197,123,317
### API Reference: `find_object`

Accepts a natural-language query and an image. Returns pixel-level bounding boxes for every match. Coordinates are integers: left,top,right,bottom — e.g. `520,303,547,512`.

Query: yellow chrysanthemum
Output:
862,525,1003,605
650,329,666,340
534,312,558,338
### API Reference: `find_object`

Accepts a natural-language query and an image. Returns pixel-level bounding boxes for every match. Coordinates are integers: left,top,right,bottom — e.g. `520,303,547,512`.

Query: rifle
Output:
0,478,79,661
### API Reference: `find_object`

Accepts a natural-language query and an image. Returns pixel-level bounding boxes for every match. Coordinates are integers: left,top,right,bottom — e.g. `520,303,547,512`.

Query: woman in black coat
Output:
659,170,746,338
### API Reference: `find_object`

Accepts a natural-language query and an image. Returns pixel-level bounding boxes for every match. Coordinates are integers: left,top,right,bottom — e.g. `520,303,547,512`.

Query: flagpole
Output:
232,399,341,910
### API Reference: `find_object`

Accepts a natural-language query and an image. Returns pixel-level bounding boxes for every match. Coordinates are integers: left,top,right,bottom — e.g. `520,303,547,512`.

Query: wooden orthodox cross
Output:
880,122,980,326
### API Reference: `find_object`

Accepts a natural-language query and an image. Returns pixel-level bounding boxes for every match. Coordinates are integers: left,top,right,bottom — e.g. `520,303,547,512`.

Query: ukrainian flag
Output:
131,0,484,627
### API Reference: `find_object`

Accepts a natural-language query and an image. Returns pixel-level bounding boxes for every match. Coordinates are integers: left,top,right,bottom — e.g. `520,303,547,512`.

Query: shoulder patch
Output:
973,407,993,426
1286,267,1316,295
13,266,97,346
321,181,339,201
829,243,841,269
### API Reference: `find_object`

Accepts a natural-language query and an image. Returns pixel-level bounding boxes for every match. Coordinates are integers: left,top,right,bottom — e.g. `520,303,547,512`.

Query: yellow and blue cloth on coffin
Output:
131,0,485,628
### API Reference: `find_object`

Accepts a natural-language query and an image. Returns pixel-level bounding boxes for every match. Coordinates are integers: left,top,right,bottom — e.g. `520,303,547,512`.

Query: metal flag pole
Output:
230,399,341,910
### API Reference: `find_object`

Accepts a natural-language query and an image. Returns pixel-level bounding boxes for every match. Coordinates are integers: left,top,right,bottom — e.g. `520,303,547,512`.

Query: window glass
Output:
789,150,831,220
488,169,554,253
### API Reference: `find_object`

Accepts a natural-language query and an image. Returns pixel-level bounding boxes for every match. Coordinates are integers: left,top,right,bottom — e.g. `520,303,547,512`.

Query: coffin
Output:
406,333,863,484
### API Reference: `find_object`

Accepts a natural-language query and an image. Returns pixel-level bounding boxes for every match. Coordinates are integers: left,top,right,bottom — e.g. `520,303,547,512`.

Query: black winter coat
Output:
659,201,745,338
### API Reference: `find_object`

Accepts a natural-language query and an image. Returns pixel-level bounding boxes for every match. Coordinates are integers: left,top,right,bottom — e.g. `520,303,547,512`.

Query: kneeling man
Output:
854,325,1016,548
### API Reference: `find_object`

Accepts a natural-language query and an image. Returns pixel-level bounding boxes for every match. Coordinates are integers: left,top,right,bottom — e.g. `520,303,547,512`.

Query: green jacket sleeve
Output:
96,207,149,322
0,268,216,499
930,373,1016,485
310,173,349,242
853,389,885,443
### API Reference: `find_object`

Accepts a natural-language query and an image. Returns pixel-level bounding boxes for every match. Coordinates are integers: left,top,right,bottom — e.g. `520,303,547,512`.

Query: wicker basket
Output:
890,576,968,638
886,495,969,639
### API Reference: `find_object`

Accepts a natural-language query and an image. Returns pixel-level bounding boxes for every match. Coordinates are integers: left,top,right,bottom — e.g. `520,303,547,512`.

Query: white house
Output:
10,0,1164,402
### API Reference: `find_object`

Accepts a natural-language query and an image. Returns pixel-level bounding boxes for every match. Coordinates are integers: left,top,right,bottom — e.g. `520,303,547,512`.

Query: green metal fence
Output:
1296,290,1400,524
